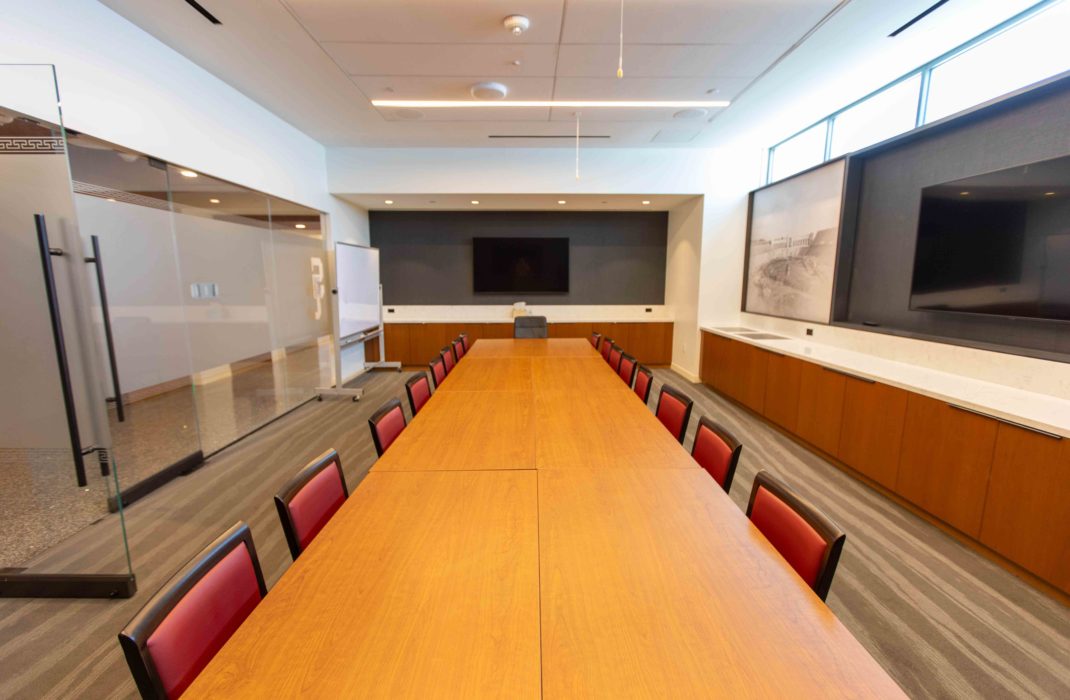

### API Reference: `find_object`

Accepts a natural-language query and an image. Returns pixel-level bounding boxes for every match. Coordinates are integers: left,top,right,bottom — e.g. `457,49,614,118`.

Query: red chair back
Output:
441,346,456,374
406,373,432,416
369,398,407,457
618,353,638,387
634,365,653,404
452,338,465,361
429,357,446,389
655,384,693,443
274,449,348,560
600,337,614,362
691,417,742,493
590,332,602,349
119,522,267,699
607,344,623,373
460,333,470,352
747,470,846,601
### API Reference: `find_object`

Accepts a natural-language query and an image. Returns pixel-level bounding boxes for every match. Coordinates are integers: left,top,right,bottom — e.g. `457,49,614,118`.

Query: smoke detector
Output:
503,15,530,36
470,81,509,101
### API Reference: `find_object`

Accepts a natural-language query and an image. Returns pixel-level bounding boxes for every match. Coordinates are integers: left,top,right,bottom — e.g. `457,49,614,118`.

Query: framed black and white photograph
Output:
743,159,846,323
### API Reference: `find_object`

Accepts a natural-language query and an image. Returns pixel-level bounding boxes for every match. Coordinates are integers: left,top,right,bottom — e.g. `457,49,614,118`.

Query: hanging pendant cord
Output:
617,0,624,78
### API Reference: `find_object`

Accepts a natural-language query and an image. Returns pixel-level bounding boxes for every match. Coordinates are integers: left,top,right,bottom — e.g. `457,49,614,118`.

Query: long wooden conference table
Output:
186,338,904,698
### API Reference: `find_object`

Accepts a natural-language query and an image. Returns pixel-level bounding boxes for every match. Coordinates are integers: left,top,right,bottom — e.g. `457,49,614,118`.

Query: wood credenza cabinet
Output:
377,321,674,367
699,330,1070,595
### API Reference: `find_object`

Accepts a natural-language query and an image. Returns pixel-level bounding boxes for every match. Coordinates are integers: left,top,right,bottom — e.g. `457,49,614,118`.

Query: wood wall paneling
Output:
837,379,909,490
979,424,1070,592
795,364,847,457
896,394,998,538
762,352,803,432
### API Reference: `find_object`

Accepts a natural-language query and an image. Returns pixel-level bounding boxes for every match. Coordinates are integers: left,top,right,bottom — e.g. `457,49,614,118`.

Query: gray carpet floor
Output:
0,367,1066,699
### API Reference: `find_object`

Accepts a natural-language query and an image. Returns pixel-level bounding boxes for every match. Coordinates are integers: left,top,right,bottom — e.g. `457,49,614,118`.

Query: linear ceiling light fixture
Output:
372,100,729,108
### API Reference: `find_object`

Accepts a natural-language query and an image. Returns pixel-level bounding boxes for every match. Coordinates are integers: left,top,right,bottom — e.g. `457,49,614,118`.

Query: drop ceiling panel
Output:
283,0,567,43
552,76,750,101
561,0,839,46
555,43,791,79
549,106,704,123
323,42,559,77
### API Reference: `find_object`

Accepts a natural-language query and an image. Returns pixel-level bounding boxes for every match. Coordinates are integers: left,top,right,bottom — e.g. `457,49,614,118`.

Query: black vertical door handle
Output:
85,235,125,423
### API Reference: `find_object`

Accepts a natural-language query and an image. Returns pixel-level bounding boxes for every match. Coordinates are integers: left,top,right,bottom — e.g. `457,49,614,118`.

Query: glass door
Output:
0,65,134,597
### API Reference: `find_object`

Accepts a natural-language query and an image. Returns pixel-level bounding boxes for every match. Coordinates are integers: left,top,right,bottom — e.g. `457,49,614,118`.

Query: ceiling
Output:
341,193,698,211
99,0,845,148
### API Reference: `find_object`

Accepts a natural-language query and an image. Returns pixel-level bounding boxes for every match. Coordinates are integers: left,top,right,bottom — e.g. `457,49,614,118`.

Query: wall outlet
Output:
645,308,652,313
387,308,395,313
805,328,813,336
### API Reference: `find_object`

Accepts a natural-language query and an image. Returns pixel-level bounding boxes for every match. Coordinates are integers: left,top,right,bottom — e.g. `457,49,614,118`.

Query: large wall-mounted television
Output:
473,237,569,293
909,154,1070,322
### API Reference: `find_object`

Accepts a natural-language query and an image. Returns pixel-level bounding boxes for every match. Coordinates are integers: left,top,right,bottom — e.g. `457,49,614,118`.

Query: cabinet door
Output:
795,363,846,456
980,424,1070,593
700,332,730,393
629,322,673,365
738,345,769,413
837,378,908,490
763,353,803,432
896,395,997,537
383,323,412,365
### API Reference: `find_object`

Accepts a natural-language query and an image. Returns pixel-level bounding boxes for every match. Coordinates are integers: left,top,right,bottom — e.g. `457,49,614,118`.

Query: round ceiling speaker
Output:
394,108,424,120
470,81,509,101
673,108,709,120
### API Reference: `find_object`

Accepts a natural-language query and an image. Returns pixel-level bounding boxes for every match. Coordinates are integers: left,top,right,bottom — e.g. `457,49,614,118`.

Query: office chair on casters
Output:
514,315,548,339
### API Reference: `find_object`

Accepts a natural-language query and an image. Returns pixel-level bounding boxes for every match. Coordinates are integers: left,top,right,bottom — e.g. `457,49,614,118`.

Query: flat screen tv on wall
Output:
910,154,1070,322
473,237,569,293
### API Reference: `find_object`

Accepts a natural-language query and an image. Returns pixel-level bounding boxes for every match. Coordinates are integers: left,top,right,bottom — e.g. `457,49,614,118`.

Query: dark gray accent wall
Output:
840,77,1070,361
370,211,667,305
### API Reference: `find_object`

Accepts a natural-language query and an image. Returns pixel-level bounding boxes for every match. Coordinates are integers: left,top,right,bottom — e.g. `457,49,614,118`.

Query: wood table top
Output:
184,471,541,699
372,390,535,472
464,337,597,359
188,339,903,698
539,468,905,698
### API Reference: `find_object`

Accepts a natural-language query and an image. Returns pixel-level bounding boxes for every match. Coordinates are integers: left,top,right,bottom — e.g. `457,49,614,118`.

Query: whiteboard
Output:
335,243,381,339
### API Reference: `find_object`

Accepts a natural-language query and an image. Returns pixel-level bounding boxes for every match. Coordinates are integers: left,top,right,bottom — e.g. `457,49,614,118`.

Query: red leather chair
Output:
459,333,470,353
691,417,742,493
633,365,654,405
600,337,614,362
607,344,623,373
590,331,602,350
655,384,693,443
274,449,348,561
119,522,267,699
405,373,432,416
429,356,447,389
618,353,638,388
451,337,465,362
747,470,846,601
369,398,407,457
440,346,456,375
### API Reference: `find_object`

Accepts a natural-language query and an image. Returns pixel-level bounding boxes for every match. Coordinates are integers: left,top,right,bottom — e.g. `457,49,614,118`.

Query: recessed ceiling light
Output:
1044,191,1056,196
209,198,220,204
470,82,508,101
642,200,651,205
106,198,116,202
179,169,198,178
384,200,394,205
372,99,730,109
294,224,307,229
959,191,970,196
503,14,530,36
471,200,480,205
558,200,567,204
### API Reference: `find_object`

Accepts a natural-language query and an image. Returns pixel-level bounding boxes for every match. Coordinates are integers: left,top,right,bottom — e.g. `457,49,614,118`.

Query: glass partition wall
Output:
0,66,328,597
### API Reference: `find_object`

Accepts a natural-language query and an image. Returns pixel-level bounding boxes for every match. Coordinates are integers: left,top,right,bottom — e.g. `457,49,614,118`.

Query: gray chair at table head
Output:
513,315,548,339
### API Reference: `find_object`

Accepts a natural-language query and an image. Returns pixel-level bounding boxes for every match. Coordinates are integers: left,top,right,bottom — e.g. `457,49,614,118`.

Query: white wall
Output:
665,197,704,379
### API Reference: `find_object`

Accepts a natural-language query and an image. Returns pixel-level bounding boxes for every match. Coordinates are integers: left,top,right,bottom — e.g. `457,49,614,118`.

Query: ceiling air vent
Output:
889,0,950,37
183,0,221,25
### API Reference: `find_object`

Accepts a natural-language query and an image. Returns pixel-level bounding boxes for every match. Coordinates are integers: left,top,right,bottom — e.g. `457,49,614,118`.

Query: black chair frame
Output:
428,356,446,389
274,449,348,561
118,522,267,699
634,365,654,404
618,352,638,388
746,470,846,601
405,372,432,416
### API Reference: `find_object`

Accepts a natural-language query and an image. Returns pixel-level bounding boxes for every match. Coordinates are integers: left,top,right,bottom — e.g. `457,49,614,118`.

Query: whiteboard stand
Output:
317,285,399,402
365,286,402,373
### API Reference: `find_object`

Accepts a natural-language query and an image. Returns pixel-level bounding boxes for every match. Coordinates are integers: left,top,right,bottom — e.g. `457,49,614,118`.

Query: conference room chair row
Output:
116,329,844,699
590,329,847,604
